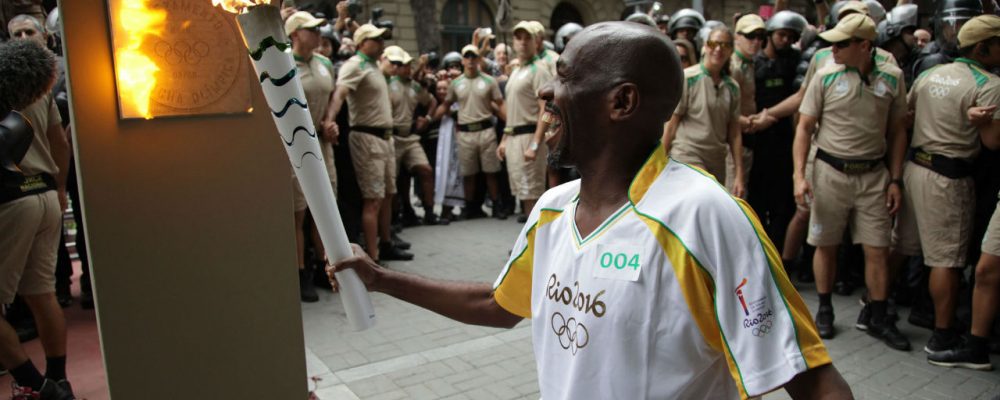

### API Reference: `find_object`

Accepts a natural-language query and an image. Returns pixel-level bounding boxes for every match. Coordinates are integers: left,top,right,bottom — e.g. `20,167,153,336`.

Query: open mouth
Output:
543,102,563,139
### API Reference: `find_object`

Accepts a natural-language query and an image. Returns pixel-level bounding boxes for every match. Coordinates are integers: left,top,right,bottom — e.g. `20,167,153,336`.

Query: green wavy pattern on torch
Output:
249,36,290,61
259,68,297,86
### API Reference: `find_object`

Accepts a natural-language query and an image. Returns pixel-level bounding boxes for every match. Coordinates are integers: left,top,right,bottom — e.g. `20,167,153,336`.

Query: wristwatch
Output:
889,178,904,189
529,142,539,151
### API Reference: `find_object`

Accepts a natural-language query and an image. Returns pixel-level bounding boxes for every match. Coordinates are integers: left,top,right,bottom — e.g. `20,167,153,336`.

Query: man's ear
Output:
609,83,639,121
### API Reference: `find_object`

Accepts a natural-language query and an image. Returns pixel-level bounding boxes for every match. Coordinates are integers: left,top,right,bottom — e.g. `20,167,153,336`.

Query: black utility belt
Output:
504,124,537,135
1,173,55,205
908,148,973,179
458,119,494,132
816,148,884,174
353,125,393,140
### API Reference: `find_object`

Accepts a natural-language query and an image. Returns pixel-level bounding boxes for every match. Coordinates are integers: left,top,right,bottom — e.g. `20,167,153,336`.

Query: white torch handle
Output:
238,5,375,331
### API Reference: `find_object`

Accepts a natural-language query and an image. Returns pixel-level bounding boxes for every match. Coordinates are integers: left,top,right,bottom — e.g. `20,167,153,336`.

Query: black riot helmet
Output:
767,10,807,37
887,4,918,30
441,51,462,70
668,8,705,38
554,22,583,53
935,0,982,53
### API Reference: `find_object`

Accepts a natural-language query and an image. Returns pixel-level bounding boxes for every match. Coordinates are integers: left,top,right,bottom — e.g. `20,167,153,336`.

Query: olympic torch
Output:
213,1,375,331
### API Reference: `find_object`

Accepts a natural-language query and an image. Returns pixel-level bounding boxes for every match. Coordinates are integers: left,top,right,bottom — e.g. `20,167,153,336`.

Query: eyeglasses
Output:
463,52,479,59
833,39,862,49
390,61,403,66
742,32,766,41
706,40,733,50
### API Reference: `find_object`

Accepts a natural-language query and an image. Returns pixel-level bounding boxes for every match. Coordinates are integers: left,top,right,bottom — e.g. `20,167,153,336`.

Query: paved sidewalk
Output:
302,218,1000,400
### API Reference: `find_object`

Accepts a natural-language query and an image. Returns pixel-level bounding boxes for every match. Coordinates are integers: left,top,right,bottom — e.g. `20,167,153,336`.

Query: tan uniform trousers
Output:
394,133,430,172
892,162,974,267
0,191,60,303
349,131,397,199
983,198,1000,257
505,133,547,201
457,127,501,176
807,160,892,248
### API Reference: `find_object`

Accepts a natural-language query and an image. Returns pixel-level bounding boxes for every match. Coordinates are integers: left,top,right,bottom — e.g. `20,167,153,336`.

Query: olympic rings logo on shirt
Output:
928,85,950,99
551,312,589,355
752,318,773,337
152,39,212,65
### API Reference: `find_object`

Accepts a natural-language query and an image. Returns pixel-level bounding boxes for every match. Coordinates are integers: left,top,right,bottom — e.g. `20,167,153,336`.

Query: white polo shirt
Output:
493,143,830,400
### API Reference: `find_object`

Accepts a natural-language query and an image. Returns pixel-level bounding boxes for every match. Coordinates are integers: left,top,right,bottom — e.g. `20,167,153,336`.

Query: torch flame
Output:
115,0,165,119
212,0,271,14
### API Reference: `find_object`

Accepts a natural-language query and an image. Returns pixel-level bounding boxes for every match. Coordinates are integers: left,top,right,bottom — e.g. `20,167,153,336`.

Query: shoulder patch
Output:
314,54,334,70
814,48,832,63
817,64,847,88
968,64,990,88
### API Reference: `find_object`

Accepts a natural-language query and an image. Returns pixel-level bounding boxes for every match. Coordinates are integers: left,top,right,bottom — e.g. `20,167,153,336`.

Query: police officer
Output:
330,24,410,262
725,13,766,195
895,15,1000,361
748,10,806,266
528,20,559,77
286,11,339,302
911,0,982,77
753,2,896,282
668,8,704,42
794,14,910,350
876,4,919,88
498,21,553,222
435,44,508,220
384,46,441,225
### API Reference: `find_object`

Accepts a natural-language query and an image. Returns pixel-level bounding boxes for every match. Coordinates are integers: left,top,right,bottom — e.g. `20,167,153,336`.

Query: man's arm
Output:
493,98,506,121
886,113,908,215
46,120,70,207
979,118,1000,150
783,364,854,399
662,114,681,148
331,244,524,328
727,116,745,198
328,85,350,124
525,99,551,161
792,114,816,206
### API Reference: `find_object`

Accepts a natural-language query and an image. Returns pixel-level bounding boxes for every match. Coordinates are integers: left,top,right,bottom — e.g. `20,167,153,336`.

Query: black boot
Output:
380,241,414,261
299,268,319,303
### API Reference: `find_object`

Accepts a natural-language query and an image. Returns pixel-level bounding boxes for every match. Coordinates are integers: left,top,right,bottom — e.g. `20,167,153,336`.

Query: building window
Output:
440,0,494,52
550,2,583,32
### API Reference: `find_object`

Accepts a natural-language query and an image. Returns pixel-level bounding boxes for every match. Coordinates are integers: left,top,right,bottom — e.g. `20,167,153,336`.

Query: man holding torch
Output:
331,22,852,399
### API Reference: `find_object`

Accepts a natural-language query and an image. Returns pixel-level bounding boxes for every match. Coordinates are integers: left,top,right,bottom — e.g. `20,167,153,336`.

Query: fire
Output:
212,0,271,14
115,0,165,119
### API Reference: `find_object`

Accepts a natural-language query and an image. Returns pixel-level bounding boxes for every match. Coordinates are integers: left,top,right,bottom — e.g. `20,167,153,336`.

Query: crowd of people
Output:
3,0,1000,398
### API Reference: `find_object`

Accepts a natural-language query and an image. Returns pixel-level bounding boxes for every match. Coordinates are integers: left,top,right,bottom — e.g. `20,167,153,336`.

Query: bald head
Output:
563,22,684,125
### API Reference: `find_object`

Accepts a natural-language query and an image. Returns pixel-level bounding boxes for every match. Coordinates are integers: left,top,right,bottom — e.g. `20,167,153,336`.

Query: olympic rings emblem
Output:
551,312,589,355
929,85,950,99
152,39,211,66
752,318,773,337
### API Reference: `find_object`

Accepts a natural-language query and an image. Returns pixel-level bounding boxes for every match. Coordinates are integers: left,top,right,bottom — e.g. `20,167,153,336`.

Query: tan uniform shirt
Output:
802,46,897,94
800,63,907,159
539,49,559,77
388,77,432,139
672,64,741,162
909,58,1000,160
295,53,335,128
730,50,756,115
337,52,393,128
504,56,552,129
18,93,61,176
445,72,502,124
